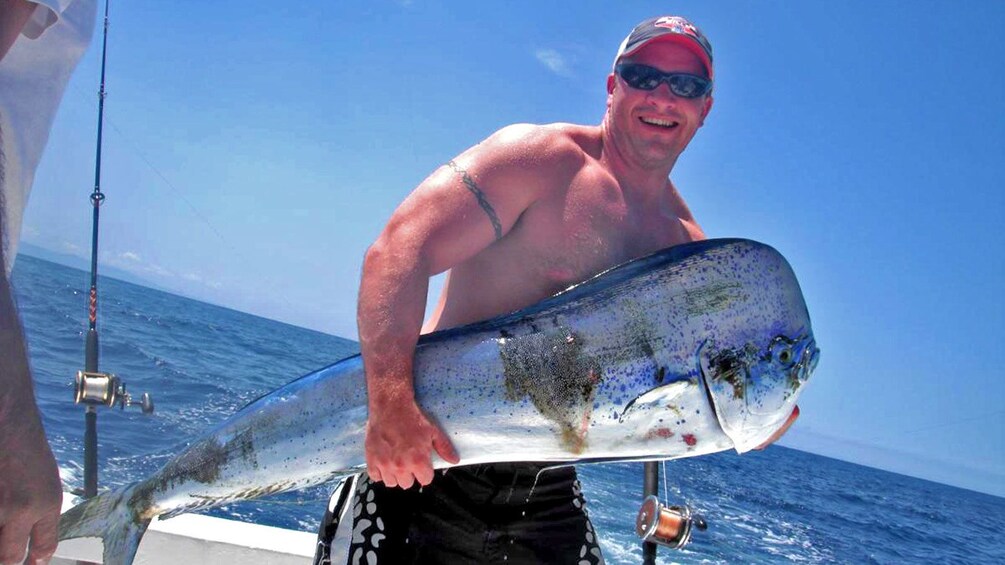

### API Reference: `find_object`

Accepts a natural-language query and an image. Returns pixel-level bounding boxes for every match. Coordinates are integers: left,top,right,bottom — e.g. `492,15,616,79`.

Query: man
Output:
350,15,714,564
0,1,95,564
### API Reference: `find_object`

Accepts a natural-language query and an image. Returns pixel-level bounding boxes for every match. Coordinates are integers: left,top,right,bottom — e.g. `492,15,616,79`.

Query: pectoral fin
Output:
618,380,692,424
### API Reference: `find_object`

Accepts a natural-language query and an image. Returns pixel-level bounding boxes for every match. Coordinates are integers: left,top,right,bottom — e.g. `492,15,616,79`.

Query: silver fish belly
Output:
58,238,819,565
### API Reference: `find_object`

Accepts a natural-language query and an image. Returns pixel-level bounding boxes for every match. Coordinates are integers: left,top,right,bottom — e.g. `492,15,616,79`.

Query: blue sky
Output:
21,1,1004,495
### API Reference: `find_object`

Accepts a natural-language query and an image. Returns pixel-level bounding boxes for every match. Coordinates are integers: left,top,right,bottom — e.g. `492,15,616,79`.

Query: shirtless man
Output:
353,15,715,564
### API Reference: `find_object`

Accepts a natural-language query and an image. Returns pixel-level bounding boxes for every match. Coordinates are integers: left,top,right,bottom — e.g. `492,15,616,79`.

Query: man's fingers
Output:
26,513,58,564
396,473,415,490
380,469,399,489
364,409,451,490
431,429,460,465
0,520,31,565
414,464,435,487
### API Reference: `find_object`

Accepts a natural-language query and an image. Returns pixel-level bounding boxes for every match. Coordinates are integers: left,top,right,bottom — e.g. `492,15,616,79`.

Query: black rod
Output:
83,0,110,499
642,461,659,564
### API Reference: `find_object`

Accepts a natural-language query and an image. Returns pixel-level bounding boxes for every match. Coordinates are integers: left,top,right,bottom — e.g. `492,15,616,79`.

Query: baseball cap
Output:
613,16,714,80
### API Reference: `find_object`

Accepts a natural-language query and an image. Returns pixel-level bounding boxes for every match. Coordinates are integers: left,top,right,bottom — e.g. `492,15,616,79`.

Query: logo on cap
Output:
654,16,701,40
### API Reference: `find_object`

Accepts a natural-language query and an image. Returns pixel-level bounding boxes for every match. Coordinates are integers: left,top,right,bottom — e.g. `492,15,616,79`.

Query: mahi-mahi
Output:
58,238,820,565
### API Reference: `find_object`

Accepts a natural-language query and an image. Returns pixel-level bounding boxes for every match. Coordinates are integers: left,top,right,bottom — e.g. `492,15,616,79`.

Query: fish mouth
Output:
753,405,800,451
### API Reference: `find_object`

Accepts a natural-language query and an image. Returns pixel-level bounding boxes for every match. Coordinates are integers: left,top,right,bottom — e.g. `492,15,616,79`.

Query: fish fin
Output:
59,485,150,565
619,381,691,423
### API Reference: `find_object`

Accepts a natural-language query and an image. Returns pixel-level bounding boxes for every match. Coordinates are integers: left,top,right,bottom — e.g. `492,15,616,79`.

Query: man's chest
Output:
513,185,697,288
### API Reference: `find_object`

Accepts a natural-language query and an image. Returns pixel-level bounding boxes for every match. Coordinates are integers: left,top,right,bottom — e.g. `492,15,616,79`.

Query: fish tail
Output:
59,485,150,565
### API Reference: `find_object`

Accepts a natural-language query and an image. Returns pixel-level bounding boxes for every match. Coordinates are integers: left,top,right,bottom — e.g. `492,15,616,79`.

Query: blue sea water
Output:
11,254,1005,564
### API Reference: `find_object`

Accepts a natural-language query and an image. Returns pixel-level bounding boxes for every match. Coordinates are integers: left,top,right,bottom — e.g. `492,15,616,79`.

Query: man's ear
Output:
698,95,714,127
606,73,616,110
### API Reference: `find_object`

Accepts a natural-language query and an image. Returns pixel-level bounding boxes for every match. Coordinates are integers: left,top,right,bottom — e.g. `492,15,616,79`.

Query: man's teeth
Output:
640,117,678,128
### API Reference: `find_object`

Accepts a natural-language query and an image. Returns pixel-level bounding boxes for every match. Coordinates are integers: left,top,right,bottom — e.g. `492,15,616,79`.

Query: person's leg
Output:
499,466,606,565
341,475,422,565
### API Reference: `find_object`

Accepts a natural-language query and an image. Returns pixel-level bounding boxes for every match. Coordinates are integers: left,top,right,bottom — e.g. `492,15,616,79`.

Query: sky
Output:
19,1,1004,496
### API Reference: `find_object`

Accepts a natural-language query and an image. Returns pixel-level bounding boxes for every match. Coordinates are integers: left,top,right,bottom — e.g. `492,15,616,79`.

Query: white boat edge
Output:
53,494,319,564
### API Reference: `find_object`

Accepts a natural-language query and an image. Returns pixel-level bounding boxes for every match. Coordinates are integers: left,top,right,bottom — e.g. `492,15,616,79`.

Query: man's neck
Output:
598,115,679,206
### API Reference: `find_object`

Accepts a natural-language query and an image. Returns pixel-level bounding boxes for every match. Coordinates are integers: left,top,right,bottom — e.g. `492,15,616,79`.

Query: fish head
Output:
700,332,819,453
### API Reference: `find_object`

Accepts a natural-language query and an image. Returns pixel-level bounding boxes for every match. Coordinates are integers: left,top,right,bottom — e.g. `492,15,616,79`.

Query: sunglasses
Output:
615,63,712,98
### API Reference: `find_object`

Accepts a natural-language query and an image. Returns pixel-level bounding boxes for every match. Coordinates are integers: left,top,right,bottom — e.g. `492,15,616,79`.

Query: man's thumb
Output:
432,428,460,465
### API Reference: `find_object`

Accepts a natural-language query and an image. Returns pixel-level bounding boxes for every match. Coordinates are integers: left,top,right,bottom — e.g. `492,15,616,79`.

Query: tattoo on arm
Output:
447,160,503,241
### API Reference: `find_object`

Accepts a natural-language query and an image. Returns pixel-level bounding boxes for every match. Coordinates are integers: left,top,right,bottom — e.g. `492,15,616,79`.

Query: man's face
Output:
606,41,714,168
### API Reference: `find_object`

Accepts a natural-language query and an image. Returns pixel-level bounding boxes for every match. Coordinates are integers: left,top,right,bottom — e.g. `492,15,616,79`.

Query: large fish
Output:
58,238,819,565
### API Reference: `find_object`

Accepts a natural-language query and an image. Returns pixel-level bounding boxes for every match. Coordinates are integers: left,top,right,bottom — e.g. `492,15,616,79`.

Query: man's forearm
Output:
356,239,431,410
357,235,461,486
0,266,44,436
0,259,63,565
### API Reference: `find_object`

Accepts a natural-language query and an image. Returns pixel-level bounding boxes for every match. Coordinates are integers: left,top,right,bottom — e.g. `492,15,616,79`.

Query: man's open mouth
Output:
639,117,679,129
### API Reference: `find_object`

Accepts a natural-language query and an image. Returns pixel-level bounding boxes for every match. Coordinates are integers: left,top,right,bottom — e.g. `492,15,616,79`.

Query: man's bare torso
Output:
423,123,704,332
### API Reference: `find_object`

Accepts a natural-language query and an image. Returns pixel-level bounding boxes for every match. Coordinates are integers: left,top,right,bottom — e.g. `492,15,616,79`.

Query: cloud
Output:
181,271,222,289
99,249,225,291
142,263,174,278
535,49,573,77
102,250,144,269
60,241,83,254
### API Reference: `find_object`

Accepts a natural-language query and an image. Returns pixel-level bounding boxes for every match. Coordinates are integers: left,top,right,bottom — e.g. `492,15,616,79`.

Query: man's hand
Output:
365,396,459,490
0,422,62,565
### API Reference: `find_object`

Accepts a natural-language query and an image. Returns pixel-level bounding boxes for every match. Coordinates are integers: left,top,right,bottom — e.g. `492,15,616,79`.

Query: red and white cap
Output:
613,16,714,79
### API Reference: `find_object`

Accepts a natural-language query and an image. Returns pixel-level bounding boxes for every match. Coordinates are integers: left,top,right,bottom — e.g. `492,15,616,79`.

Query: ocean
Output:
11,254,1005,564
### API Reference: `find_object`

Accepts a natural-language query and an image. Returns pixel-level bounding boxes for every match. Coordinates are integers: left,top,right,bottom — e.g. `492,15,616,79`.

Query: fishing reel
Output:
74,371,154,414
636,495,707,550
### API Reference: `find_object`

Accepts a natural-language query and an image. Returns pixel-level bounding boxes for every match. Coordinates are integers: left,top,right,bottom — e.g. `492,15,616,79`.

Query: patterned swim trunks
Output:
314,462,605,565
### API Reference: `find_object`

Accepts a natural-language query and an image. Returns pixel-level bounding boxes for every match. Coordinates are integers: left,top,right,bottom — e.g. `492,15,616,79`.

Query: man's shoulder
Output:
483,122,600,167
491,122,598,145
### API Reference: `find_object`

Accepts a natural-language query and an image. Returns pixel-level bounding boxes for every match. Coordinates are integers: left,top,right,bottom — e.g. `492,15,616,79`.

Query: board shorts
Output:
314,462,605,565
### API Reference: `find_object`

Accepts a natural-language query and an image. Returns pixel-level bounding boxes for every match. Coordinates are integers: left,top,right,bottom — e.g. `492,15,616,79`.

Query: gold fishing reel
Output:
636,495,707,550
74,370,154,414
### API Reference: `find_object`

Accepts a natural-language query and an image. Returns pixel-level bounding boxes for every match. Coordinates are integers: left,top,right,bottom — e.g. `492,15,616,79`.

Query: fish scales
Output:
58,238,820,565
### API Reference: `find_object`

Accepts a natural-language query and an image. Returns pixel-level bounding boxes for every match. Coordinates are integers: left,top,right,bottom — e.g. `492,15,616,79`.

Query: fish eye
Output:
770,337,796,367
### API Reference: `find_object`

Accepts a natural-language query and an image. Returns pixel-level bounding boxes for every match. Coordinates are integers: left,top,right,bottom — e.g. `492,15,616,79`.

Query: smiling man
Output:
334,15,717,565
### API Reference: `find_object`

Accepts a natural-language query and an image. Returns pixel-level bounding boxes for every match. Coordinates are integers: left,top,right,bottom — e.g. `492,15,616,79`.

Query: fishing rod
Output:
71,0,152,499
642,461,659,563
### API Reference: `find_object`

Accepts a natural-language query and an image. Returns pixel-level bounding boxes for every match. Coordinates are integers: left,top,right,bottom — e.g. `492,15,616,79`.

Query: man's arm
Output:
1,2,86,562
358,124,560,489
0,4,64,563
0,253,62,565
